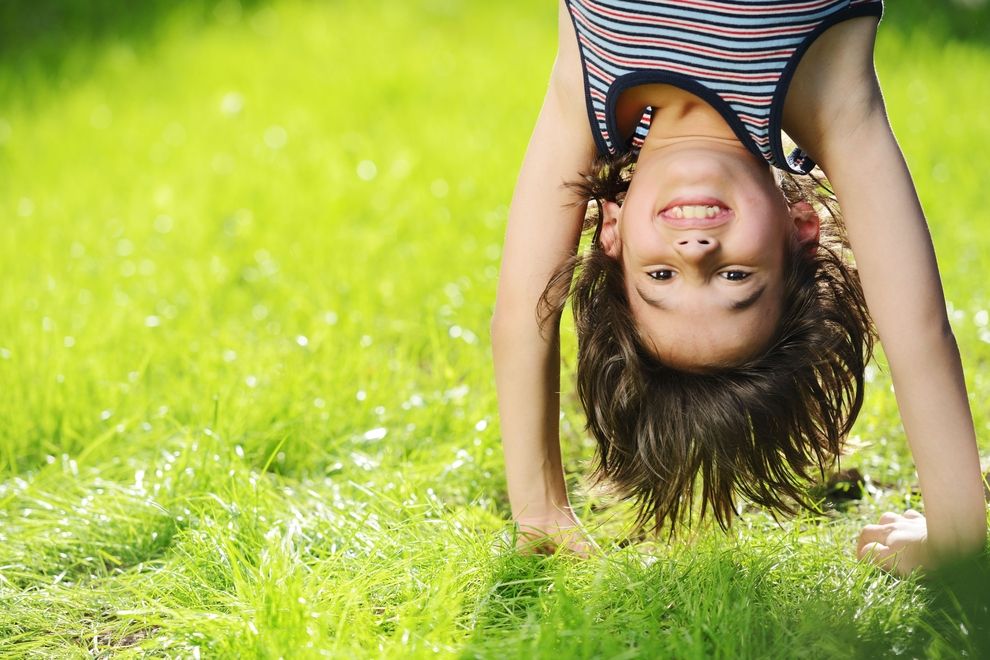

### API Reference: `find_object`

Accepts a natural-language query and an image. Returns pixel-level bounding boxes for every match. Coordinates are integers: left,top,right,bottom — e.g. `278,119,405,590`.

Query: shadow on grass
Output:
919,551,990,657
463,544,990,658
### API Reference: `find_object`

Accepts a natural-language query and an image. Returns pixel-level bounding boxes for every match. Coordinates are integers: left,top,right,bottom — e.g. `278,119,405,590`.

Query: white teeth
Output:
666,205,723,219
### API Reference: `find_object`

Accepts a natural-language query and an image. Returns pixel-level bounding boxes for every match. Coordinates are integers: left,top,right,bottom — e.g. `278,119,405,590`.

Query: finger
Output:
857,540,886,561
902,509,923,519
516,534,556,555
863,542,900,572
514,526,556,553
566,540,592,559
857,523,893,554
857,540,894,567
878,511,902,524
556,529,599,559
568,535,603,559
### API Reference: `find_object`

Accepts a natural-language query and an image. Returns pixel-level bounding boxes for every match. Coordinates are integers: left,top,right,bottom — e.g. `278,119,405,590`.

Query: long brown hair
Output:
540,155,876,535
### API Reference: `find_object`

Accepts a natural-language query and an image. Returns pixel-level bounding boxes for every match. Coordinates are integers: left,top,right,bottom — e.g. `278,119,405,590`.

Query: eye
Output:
648,269,675,281
720,270,751,282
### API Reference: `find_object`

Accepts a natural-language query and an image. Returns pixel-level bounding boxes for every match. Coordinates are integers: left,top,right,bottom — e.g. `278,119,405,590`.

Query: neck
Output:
622,84,741,151
638,130,754,164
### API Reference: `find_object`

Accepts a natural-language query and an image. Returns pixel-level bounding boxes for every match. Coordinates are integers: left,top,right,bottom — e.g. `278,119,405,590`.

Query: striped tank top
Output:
565,0,884,174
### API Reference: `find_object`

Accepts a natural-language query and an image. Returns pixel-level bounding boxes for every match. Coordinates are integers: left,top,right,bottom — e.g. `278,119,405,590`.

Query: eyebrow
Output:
636,284,767,312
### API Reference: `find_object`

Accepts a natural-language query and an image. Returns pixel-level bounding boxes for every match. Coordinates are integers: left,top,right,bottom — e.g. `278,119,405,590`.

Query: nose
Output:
672,236,719,263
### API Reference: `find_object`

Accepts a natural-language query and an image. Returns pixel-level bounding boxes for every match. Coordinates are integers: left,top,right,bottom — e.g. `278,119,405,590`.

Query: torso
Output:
615,83,724,138
561,0,884,173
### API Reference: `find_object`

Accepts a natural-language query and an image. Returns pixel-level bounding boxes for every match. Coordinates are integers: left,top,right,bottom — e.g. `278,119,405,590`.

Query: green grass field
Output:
1,0,988,656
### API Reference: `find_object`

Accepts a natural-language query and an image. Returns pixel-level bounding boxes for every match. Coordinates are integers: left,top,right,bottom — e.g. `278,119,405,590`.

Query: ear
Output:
789,201,820,257
598,200,622,258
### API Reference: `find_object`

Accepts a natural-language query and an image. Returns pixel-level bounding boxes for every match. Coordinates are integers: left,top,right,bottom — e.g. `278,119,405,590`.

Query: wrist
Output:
511,501,577,524
927,524,988,561
923,494,988,556
506,468,571,522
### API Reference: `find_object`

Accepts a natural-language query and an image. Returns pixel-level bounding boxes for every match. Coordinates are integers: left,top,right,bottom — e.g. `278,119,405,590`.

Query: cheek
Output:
738,205,790,250
751,223,788,251
621,220,661,260
621,181,664,222
736,181,789,222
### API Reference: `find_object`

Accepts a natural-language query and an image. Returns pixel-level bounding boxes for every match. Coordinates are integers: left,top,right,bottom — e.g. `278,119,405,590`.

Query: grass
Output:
0,0,988,656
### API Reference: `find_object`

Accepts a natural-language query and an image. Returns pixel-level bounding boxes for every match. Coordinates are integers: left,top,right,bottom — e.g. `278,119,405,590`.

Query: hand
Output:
856,509,930,577
513,513,599,558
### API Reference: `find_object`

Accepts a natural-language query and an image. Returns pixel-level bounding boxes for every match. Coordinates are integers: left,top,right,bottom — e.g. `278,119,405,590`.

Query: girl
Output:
491,0,987,575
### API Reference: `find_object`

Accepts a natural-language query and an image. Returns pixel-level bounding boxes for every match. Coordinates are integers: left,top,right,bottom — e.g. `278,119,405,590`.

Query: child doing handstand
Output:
492,0,987,575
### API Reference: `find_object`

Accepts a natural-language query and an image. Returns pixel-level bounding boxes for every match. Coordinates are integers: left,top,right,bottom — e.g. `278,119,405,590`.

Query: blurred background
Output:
0,0,987,475
0,0,988,655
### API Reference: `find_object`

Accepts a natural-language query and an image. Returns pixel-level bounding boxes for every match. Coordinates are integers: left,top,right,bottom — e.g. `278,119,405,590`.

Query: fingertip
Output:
879,551,900,573
857,523,891,548
857,540,890,562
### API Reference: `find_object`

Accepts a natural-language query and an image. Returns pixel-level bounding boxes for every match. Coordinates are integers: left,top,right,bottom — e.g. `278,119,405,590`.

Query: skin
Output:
493,2,986,572
597,91,820,369
857,509,930,574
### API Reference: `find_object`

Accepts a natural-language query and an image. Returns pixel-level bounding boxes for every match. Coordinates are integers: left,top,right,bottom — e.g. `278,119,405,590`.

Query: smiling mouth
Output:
659,197,732,228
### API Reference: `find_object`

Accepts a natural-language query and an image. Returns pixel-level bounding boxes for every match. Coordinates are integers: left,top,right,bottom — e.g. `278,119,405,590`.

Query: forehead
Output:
630,290,783,369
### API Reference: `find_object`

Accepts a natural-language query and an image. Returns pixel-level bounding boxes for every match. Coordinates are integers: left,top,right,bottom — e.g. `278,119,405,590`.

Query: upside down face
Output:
598,139,819,370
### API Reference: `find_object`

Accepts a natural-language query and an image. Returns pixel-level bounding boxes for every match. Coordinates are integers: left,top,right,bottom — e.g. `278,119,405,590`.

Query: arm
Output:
491,2,597,549
785,17,987,571
828,110,986,568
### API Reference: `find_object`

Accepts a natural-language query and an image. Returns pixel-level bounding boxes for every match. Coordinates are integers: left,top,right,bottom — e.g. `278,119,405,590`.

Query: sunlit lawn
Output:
0,0,988,656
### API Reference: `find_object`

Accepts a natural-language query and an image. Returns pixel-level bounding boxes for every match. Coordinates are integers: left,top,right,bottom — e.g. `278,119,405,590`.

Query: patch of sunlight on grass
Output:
0,0,987,656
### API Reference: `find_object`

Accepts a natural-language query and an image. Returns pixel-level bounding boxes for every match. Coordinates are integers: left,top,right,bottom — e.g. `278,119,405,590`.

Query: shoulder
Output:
782,15,884,164
549,0,585,107
791,14,881,91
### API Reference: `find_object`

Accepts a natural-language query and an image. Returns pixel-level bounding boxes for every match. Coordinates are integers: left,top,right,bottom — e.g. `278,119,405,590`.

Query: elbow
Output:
925,312,959,347
880,304,957,345
489,300,516,342
920,312,958,345
490,311,505,352
490,306,523,355
880,311,962,368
